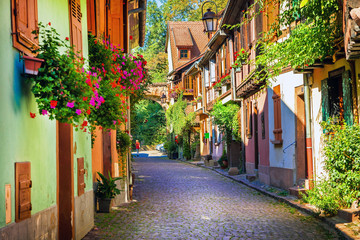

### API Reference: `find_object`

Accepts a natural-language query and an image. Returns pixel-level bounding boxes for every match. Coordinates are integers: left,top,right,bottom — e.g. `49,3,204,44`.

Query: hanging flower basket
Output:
22,55,44,76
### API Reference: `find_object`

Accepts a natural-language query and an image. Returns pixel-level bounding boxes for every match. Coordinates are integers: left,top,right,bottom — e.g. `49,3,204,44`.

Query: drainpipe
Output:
304,73,314,188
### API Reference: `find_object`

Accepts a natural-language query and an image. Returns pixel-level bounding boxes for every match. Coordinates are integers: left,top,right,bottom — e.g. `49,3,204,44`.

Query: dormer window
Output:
179,49,190,59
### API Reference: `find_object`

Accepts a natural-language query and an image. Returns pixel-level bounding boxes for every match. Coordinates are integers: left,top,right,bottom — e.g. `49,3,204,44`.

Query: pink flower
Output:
76,109,82,115
41,109,48,115
89,98,96,106
67,102,75,108
113,120,117,125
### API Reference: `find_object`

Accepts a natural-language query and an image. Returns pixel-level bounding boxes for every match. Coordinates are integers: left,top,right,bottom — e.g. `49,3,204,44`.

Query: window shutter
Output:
70,0,83,55
342,70,353,126
15,162,32,222
272,85,282,142
321,78,330,122
12,0,38,53
107,0,124,46
86,0,96,35
215,53,219,81
77,158,86,196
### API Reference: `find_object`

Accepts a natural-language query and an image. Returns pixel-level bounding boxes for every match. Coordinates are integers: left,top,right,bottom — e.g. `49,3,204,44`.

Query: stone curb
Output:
176,159,355,240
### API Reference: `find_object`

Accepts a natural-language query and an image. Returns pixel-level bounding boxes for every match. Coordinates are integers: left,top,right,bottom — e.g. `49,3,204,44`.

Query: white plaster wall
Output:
167,37,173,73
268,71,303,170
310,77,326,179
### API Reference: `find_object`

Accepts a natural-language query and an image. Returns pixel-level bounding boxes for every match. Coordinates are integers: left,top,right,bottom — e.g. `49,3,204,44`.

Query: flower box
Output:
22,55,44,76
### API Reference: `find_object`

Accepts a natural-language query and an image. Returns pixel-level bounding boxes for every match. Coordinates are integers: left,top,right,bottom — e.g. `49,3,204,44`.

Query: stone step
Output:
289,187,307,199
337,208,360,222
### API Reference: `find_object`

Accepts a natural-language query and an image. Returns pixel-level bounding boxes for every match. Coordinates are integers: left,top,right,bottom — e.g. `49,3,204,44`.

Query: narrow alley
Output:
84,152,339,239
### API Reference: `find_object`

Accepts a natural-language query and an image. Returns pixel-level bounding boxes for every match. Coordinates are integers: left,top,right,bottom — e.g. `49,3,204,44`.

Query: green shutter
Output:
342,70,354,126
321,78,329,122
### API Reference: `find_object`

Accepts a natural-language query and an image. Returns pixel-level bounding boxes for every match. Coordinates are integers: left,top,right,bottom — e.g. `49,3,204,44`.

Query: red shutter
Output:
107,0,124,46
86,0,96,35
11,0,38,54
15,162,32,222
70,0,83,55
272,85,282,142
77,158,86,196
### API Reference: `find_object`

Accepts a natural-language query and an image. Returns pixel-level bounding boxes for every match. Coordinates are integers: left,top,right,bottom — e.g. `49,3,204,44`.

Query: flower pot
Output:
98,198,112,213
222,160,228,168
22,55,44,76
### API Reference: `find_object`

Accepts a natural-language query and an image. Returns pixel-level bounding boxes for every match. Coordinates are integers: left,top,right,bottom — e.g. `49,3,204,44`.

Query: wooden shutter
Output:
11,0,39,54
215,53,219,81
15,162,32,222
321,78,330,122
342,70,354,126
86,0,96,35
70,0,83,55
107,0,124,46
272,85,282,142
77,158,86,196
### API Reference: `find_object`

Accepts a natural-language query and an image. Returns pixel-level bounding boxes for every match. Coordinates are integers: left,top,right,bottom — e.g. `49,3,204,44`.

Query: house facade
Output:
0,0,146,239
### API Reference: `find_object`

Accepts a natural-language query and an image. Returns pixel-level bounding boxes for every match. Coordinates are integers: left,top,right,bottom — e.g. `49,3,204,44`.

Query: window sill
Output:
270,139,283,146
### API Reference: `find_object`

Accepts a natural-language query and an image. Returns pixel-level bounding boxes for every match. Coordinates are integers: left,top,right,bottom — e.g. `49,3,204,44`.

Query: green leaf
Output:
300,0,309,8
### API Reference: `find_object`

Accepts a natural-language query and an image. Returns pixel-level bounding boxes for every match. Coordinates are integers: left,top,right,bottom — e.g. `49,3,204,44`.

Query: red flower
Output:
305,64,309,67
65,37,69,41
48,22,51,26
50,100,58,108
129,35,133,40
30,112,36,118
83,97,88,101
81,120,88,127
87,109,91,115
242,50,245,54
143,61,147,66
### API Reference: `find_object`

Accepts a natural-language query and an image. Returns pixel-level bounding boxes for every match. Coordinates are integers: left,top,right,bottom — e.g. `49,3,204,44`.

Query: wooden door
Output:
295,86,307,181
57,122,74,240
103,129,112,177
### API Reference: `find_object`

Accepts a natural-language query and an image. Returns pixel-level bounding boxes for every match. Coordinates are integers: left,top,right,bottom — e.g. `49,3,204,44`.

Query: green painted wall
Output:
0,0,92,228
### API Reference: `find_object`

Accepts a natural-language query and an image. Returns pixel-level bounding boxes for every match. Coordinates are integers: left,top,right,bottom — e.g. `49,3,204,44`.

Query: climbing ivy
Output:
224,0,342,83
210,101,240,144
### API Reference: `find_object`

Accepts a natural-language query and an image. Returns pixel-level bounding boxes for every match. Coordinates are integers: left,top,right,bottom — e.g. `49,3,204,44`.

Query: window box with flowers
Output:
28,23,148,138
233,48,249,70
196,96,202,103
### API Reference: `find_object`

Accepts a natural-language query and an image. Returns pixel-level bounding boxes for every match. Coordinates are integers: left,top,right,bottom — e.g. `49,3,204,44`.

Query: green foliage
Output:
217,149,228,167
116,130,131,157
303,122,360,215
30,23,92,126
225,0,342,83
164,139,177,153
183,141,191,160
166,94,196,136
211,101,240,144
131,100,167,146
96,172,122,199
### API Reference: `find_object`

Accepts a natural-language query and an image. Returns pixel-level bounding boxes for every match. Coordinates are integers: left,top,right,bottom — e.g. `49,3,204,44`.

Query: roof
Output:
165,21,208,71
173,28,193,47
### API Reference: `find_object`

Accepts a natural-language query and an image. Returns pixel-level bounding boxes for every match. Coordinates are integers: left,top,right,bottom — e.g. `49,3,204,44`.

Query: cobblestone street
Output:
84,155,340,239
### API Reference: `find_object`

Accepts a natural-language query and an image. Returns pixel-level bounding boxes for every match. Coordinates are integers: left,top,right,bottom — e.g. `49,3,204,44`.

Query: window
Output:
322,69,353,126
272,85,282,144
11,0,39,55
70,0,83,55
180,49,189,59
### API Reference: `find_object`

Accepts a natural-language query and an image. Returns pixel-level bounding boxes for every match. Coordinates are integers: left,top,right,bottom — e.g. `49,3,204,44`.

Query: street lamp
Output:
201,1,218,33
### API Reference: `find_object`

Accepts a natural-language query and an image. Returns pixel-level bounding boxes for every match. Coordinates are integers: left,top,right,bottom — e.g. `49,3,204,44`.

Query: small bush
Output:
183,141,191,160
303,121,360,215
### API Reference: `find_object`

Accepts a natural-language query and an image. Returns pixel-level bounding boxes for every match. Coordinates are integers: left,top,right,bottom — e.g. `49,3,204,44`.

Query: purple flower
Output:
41,109,48,115
67,102,75,108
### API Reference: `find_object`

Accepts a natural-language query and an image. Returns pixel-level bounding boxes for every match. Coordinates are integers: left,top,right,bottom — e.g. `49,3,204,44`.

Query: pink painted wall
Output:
244,89,269,177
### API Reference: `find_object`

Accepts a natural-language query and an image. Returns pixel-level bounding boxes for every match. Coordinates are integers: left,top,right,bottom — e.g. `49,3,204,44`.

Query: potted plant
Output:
96,172,122,213
232,48,249,69
22,55,44,76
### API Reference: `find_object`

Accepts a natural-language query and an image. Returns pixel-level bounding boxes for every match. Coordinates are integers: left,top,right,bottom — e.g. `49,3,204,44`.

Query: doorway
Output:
295,86,307,181
57,122,74,239
254,103,259,170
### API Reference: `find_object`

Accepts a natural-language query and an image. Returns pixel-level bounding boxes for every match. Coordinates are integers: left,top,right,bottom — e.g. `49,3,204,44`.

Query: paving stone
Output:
83,156,340,240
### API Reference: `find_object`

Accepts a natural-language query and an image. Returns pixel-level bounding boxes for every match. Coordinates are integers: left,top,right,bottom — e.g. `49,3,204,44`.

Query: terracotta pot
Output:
23,55,44,76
